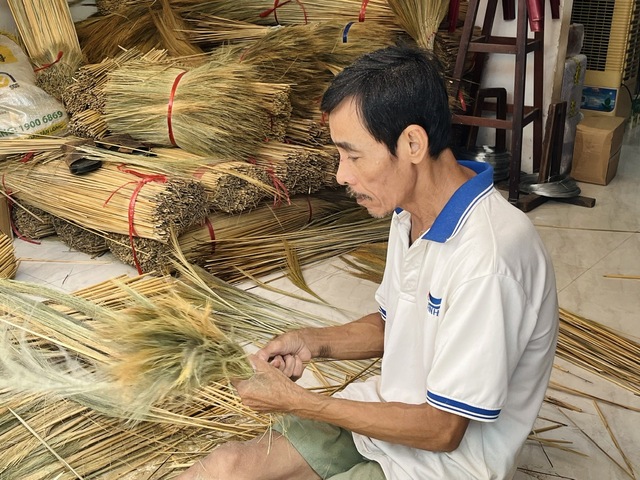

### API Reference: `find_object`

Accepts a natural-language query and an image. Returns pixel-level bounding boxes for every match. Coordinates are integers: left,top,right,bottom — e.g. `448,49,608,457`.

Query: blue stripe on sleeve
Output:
427,391,501,421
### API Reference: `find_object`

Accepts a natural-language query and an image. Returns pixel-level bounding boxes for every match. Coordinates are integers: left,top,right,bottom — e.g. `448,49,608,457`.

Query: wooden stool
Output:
450,0,544,208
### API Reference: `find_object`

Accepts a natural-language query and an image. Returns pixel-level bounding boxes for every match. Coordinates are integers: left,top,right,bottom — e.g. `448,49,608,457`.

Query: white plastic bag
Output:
0,34,68,138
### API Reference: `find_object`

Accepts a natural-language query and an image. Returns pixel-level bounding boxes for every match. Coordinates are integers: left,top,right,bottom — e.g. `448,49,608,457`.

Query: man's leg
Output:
176,430,321,480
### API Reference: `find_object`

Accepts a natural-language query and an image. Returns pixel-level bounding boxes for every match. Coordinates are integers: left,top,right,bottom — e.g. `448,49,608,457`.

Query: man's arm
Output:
256,312,385,379
236,355,469,452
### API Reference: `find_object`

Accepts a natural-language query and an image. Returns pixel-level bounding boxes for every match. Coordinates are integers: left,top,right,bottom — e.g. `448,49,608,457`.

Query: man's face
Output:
329,98,411,218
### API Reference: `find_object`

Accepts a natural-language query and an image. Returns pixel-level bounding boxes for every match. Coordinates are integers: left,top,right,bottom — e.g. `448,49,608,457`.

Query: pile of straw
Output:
105,194,355,274
62,48,162,124
103,54,292,158
236,21,401,119
176,0,398,27
76,0,201,64
0,263,380,477
285,115,332,147
10,203,55,240
7,0,84,99
51,217,109,256
0,276,270,478
200,206,391,284
196,161,273,213
0,151,209,243
0,232,17,279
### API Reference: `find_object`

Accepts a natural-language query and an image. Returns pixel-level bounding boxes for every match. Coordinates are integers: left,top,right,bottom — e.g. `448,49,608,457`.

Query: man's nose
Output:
335,158,351,186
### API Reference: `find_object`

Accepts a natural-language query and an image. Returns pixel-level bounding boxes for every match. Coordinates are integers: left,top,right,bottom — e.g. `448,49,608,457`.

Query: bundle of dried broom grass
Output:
7,0,84,99
235,21,400,118
103,54,292,158
0,151,209,243
176,0,398,27
104,194,353,274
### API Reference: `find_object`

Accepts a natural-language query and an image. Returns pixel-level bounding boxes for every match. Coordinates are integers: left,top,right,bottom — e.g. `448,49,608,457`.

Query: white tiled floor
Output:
12,125,640,479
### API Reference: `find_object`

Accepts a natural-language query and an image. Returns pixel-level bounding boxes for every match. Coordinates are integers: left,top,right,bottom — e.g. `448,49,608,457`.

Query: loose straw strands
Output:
103,56,292,158
0,232,17,279
7,0,83,99
0,276,268,478
557,308,640,395
201,210,391,284
0,136,71,155
387,0,451,49
0,152,209,243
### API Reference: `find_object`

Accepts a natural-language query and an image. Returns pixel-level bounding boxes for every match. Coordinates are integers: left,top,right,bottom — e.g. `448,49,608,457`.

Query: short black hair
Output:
321,44,451,158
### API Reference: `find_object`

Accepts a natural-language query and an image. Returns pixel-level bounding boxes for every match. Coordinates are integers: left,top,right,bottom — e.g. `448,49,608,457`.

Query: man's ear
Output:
398,124,429,164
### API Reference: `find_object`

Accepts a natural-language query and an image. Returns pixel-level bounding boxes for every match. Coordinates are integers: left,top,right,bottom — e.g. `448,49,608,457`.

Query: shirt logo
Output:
427,292,441,316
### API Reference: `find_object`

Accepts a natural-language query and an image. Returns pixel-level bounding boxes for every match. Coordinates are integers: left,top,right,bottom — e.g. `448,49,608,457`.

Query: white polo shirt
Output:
336,161,558,479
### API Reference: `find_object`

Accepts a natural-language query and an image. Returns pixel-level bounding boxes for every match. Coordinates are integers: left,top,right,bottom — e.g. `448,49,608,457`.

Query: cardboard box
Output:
571,115,626,185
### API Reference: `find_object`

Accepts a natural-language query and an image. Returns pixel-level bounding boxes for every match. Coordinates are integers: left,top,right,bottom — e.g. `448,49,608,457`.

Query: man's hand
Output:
255,330,313,381
232,355,309,413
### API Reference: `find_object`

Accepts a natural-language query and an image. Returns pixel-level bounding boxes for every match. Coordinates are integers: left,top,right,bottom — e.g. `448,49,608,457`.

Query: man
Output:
178,44,558,480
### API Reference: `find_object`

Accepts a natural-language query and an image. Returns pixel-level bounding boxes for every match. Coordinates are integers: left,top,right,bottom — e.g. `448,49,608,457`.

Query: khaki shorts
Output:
273,415,386,480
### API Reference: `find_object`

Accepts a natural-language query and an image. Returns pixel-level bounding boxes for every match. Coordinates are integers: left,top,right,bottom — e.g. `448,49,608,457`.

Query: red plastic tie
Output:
20,152,35,163
167,71,187,147
103,165,168,274
34,51,63,73
359,0,370,22
204,217,216,254
458,90,467,112
266,165,291,207
306,195,314,223
259,0,307,24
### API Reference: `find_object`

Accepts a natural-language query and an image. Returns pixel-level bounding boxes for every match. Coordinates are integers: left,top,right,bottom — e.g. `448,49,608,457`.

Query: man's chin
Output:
363,206,392,219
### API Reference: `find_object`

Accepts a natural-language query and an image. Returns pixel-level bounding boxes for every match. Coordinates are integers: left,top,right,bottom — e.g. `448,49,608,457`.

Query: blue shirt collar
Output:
394,161,494,244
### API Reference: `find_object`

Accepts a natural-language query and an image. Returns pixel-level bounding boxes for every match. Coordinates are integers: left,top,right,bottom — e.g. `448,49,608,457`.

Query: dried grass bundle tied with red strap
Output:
105,194,347,274
174,0,397,27
7,0,84,100
0,150,209,246
102,53,292,159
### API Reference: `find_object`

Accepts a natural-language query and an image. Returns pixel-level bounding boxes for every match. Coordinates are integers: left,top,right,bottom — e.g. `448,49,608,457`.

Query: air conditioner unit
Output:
571,0,640,116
